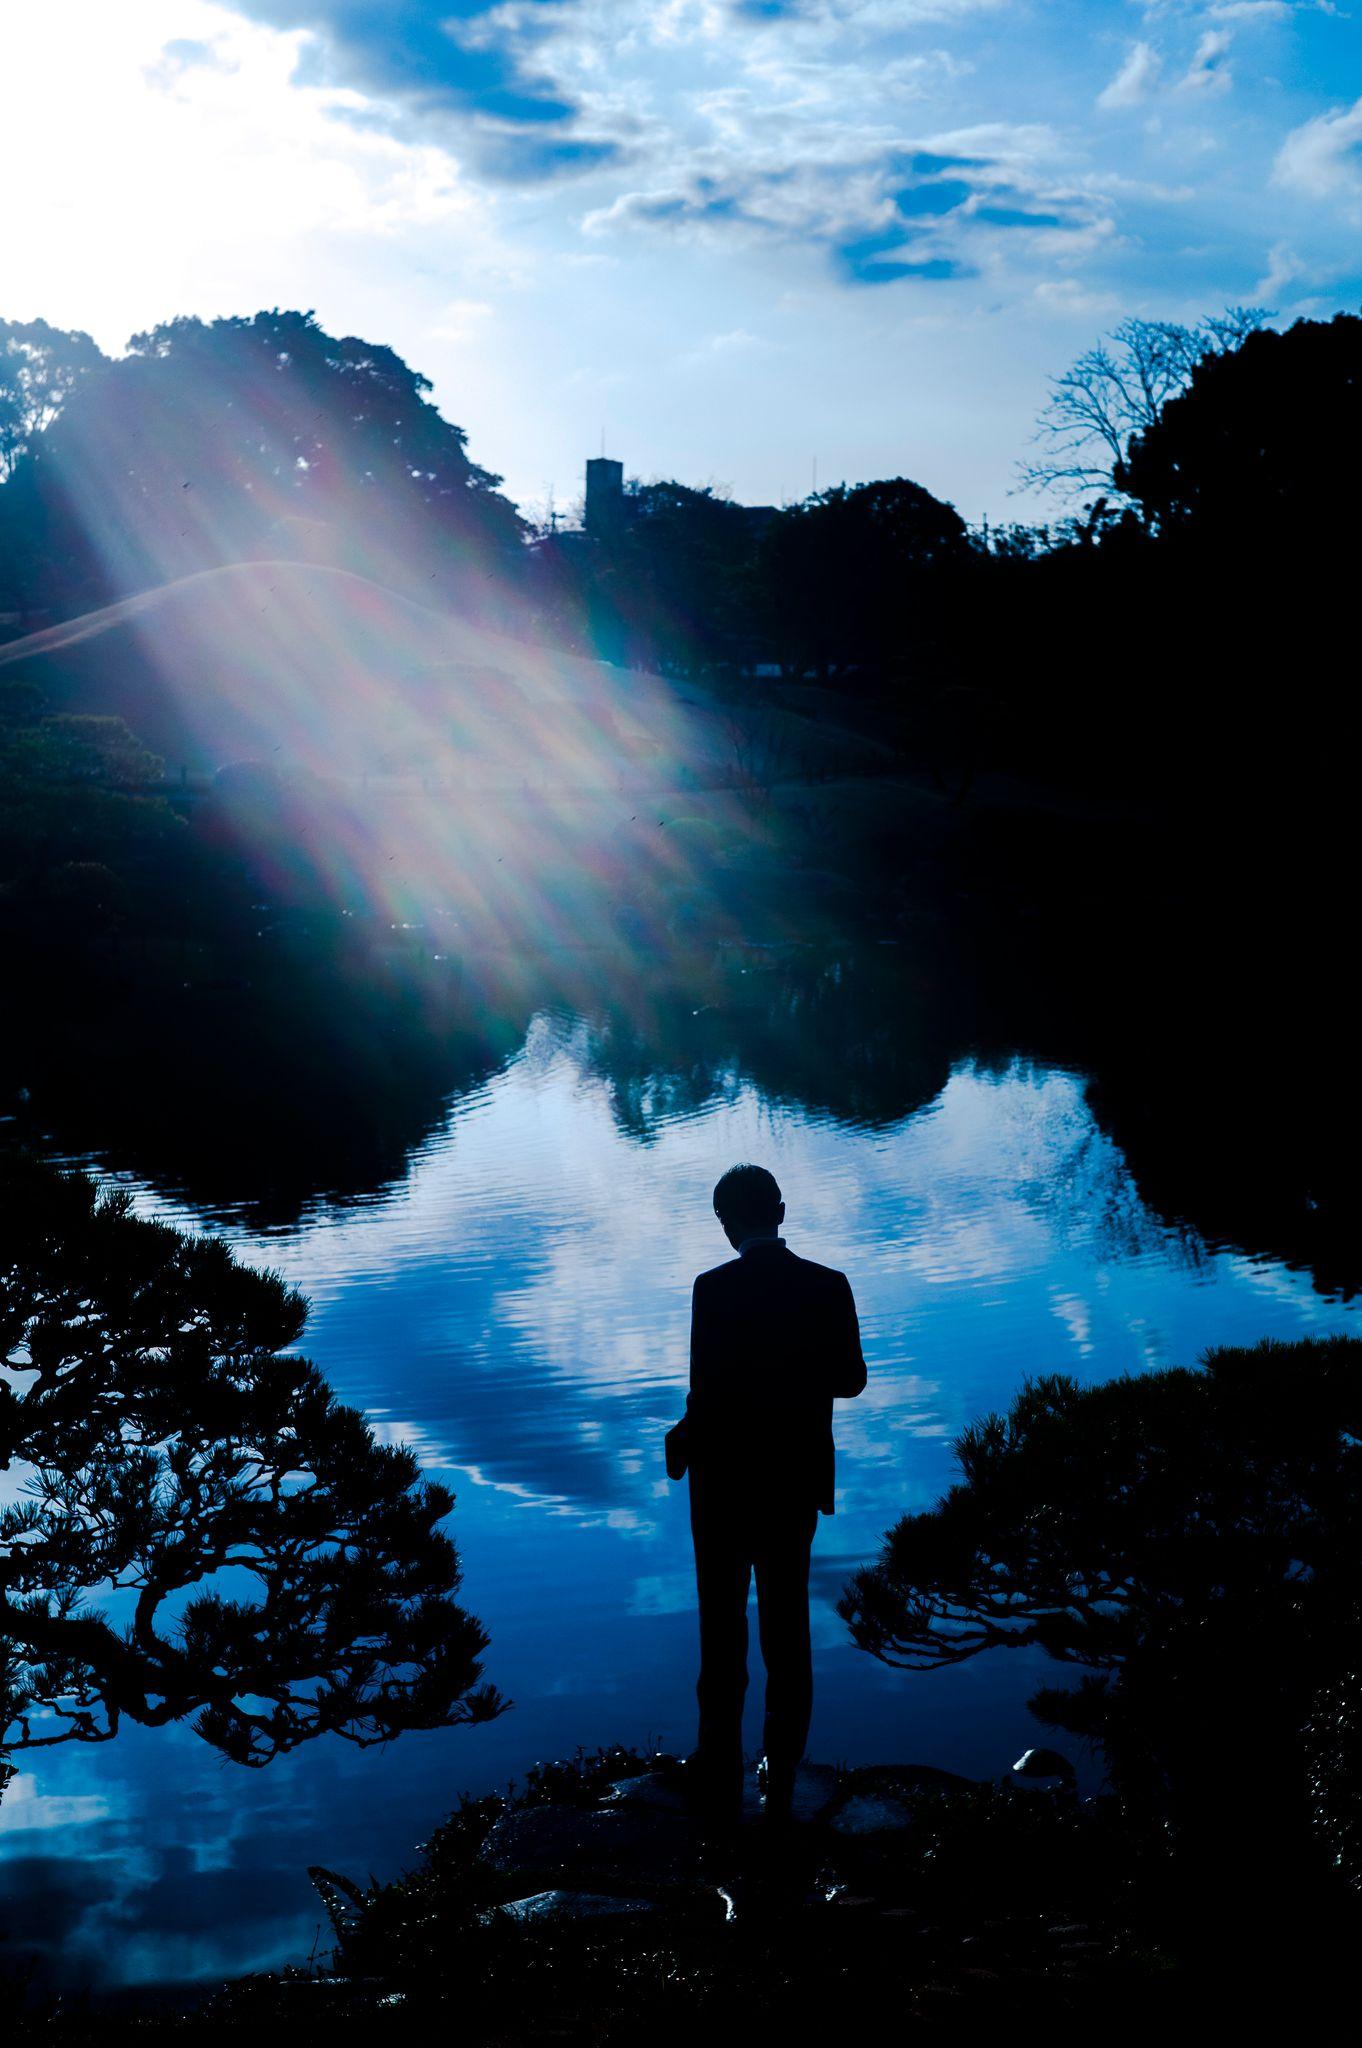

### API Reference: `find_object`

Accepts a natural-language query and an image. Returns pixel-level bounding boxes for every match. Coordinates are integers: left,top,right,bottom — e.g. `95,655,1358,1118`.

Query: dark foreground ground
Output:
9,1746,1357,2044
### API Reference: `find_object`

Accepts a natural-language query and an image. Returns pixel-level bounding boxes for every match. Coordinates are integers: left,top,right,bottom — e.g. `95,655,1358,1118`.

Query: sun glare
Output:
0,2,487,350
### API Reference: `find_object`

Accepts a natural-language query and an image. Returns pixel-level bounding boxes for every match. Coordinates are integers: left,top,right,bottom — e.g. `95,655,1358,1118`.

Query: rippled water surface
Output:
5,1010,1357,1986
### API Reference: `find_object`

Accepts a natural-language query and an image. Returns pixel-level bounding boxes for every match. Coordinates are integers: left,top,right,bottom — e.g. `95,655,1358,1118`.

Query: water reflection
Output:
8,1020,1355,1992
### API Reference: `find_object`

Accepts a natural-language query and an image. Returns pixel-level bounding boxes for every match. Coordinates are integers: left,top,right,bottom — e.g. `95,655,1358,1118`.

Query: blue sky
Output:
3,1,1360,522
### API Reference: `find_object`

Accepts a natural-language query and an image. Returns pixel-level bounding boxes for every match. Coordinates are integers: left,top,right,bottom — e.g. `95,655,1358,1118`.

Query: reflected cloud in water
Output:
13,1021,1358,1990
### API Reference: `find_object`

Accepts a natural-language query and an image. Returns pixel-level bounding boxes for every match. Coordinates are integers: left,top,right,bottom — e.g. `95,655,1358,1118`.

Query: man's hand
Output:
665,1417,689,1481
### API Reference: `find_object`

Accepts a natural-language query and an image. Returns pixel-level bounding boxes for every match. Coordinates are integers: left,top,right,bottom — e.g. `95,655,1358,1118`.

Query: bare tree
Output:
1018,307,1269,504
722,703,796,809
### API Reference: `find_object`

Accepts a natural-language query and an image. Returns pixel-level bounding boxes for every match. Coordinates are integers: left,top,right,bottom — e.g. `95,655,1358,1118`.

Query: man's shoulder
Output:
784,1251,852,1294
693,1250,850,1294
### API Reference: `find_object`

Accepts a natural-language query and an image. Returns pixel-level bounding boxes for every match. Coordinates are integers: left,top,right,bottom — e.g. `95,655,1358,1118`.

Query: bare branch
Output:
1018,307,1271,506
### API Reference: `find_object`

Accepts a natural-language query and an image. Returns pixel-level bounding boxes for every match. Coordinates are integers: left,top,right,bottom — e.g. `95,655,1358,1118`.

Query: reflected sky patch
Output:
9,1027,1358,1989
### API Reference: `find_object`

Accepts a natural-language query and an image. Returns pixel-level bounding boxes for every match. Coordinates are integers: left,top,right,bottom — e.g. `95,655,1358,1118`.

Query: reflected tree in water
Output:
0,1154,502,1798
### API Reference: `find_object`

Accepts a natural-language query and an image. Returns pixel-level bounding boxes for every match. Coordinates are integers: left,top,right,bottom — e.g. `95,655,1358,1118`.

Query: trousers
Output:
689,1480,818,1817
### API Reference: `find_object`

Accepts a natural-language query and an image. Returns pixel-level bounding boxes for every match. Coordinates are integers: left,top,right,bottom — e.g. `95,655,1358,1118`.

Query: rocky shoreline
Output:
11,1742,1354,2040
228,1745,1150,2038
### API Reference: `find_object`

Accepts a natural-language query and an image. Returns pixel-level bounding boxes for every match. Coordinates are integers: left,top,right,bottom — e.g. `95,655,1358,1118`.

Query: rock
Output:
478,1803,704,1886
741,1760,841,1823
1010,1747,1075,1789
489,1890,659,1925
849,1764,977,1799
606,1769,689,1816
824,1763,977,1836
827,1792,916,1838
610,1757,844,1826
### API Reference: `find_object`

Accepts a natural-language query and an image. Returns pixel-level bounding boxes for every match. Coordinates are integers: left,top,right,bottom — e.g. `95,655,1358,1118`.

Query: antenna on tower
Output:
812,454,818,495
601,426,606,458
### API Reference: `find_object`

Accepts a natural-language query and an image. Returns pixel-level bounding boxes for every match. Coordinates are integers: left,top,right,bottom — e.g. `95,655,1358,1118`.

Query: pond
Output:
3,977,1357,1990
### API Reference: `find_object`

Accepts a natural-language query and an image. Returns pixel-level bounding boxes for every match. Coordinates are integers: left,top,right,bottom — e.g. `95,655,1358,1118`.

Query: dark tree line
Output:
2,302,1358,1261
1116,312,1362,548
4,300,1358,735
0,310,525,621
3,300,1358,1072
0,676,179,955
2,302,1358,1290
524,303,1362,912
531,473,974,685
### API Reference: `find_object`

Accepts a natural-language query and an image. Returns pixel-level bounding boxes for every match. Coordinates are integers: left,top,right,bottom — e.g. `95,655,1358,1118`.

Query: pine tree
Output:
0,1153,502,1797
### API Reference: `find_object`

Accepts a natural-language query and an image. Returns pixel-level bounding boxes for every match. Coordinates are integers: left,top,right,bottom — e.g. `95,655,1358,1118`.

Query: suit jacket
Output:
666,1242,867,1517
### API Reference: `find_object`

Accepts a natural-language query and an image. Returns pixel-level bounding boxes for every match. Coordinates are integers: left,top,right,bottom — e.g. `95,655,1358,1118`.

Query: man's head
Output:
712,1163,785,1250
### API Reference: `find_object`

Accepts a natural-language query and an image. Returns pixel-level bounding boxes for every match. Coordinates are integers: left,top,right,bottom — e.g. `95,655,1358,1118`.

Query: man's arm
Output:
688,1272,716,1396
829,1272,867,1398
664,1275,710,1482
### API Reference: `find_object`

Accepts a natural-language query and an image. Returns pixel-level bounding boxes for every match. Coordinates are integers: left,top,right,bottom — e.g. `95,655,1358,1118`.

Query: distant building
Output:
528,456,786,673
739,504,778,545
543,457,777,555
584,457,625,539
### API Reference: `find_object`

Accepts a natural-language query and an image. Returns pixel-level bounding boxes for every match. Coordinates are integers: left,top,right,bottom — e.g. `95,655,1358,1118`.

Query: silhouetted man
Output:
666,1164,867,1827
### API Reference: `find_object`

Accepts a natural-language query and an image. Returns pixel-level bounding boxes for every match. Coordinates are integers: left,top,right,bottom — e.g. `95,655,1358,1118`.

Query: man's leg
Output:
691,1485,751,1823
753,1506,818,1818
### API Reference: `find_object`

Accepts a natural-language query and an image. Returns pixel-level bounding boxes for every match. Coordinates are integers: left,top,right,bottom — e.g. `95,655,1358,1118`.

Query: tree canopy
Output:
841,1338,1362,1853
1115,311,1362,548
759,478,970,682
0,317,107,483
0,310,526,612
0,1154,501,1787
542,480,761,676
1017,307,1267,502
0,678,180,950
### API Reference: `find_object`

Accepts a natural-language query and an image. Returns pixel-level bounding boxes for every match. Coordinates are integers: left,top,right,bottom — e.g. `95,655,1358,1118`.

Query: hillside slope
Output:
0,561,735,790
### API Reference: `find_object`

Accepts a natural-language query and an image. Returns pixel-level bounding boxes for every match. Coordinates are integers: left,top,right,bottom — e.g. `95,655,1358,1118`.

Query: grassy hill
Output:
0,560,888,796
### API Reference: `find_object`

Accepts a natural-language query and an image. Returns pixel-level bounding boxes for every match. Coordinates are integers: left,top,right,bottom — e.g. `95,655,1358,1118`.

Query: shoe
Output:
756,1753,796,1827
671,1752,740,1831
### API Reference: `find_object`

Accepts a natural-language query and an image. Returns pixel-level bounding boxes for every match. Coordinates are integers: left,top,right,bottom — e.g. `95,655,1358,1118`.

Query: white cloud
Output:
0,1772,112,1835
1098,42,1162,112
729,0,1008,29
1032,277,1121,317
426,298,496,343
916,119,1061,162
1274,94,1362,201
7,0,1362,528
582,118,1099,292
672,325,772,372
1179,28,1234,94
0,2,501,349
1254,239,1308,297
